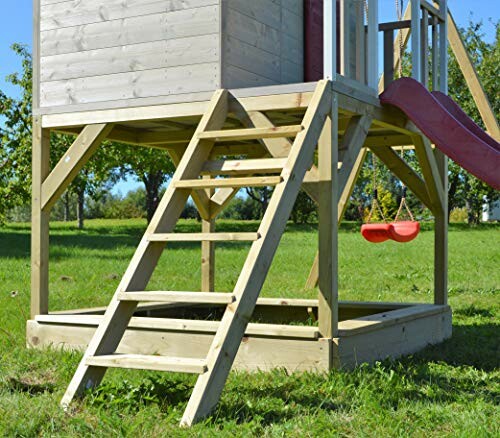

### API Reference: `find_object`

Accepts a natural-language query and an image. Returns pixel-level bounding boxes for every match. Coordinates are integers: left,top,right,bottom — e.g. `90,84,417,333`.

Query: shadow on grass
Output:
413,322,499,372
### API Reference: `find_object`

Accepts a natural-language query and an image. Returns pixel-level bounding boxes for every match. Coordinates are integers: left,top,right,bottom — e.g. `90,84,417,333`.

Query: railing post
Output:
434,0,448,306
367,0,379,89
411,0,421,82
323,0,337,79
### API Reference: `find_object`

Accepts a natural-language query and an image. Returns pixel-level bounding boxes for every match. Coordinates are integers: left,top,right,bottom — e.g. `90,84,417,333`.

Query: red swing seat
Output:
361,223,392,243
388,221,420,243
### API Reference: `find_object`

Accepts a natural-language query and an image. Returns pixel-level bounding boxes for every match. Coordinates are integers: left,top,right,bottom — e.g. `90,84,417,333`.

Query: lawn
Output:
0,219,498,436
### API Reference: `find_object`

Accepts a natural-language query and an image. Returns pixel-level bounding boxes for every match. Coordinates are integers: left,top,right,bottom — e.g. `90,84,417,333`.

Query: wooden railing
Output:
323,0,379,90
380,0,447,91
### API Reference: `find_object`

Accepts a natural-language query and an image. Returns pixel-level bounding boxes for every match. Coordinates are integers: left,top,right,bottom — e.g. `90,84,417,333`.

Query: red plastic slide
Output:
380,78,500,190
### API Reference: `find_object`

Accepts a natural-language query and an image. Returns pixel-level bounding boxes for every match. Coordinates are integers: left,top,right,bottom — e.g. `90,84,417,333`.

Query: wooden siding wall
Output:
37,0,304,113
222,0,304,88
39,0,222,111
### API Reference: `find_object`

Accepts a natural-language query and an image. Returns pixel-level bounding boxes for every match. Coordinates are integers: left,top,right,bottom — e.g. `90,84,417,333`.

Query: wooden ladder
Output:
61,81,332,426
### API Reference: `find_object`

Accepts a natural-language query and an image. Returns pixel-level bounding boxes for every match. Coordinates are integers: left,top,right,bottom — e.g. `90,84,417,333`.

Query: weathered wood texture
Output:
27,303,451,371
36,0,304,114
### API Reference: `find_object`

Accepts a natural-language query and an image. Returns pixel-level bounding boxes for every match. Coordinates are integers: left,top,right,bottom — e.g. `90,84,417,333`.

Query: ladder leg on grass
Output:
61,81,332,426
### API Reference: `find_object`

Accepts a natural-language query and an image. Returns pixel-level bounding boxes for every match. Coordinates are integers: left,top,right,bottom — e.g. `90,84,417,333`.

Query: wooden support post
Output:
305,114,371,291
323,0,337,79
367,0,379,89
31,117,50,317
383,29,395,90
421,9,429,85
201,176,215,292
318,96,339,338
434,1,448,305
411,0,422,82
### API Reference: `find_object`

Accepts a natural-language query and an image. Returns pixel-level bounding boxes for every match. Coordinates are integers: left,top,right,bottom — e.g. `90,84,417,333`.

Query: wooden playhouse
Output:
28,0,498,426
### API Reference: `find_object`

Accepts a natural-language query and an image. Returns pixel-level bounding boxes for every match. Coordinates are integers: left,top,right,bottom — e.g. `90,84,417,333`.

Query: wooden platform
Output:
40,79,418,150
27,300,452,371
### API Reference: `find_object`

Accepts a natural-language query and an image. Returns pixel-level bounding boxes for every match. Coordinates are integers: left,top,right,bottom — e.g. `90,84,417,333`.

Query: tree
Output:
445,20,499,223
115,146,176,222
0,44,143,226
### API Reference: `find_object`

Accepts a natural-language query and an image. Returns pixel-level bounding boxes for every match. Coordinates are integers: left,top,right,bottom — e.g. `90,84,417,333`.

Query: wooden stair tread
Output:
85,354,207,374
174,176,283,189
198,125,303,142
201,158,286,175
117,291,236,304
147,232,260,242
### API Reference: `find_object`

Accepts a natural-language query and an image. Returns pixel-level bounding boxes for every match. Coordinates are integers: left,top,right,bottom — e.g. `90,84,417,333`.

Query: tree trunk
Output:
143,171,164,223
77,189,85,229
63,192,71,221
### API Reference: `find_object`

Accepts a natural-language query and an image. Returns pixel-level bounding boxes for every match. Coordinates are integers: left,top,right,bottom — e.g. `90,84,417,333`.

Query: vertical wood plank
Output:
367,0,379,89
383,30,395,89
421,9,429,85
33,0,41,111
431,15,439,90
318,95,339,338
201,176,215,292
434,0,448,305
411,0,421,82
323,0,337,79
31,116,50,317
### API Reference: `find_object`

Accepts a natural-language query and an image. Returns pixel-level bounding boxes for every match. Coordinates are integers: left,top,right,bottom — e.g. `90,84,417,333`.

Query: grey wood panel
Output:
281,59,303,83
223,7,281,56
223,35,281,82
40,5,220,56
40,62,219,108
224,0,281,30
40,35,219,82
40,0,219,31
223,65,276,89
283,0,304,16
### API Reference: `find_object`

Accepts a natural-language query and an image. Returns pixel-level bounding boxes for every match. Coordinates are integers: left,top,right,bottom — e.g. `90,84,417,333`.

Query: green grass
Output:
0,219,498,436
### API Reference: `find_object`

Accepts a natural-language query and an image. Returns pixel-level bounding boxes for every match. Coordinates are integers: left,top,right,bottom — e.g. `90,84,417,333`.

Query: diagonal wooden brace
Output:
41,124,114,211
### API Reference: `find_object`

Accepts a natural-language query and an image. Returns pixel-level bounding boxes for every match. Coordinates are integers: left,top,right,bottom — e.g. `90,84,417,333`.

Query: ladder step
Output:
175,176,283,190
198,125,303,142
85,354,207,374
148,232,260,242
117,291,236,304
202,158,286,175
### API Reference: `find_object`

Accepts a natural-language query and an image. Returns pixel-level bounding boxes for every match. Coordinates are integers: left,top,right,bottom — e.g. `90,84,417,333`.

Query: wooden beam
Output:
338,115,373,194
31,117,50,318
201,176,215,292
201,158,285,176
41,124,113,211
233,110,320,203
412,134,445,214
317,106,339,338
209,188,239,219
198,126,303,142
305,114,372,291
174,176,283,190
447,11,500,140
168,147,211,220
148,233,260,242
370,146,433,210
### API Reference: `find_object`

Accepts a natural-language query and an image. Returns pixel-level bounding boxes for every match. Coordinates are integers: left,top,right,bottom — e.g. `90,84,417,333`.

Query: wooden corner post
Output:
434,0,448,305
318,92,339,338
31,116,50,318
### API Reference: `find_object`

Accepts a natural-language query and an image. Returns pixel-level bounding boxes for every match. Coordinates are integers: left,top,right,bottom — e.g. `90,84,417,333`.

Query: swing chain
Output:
366,153,387,223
